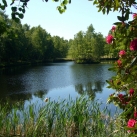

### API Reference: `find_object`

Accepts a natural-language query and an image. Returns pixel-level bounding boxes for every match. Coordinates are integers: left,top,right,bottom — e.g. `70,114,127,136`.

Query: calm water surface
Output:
0,61,116,110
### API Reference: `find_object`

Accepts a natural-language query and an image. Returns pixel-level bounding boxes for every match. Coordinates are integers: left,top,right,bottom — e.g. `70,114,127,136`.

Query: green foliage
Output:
0,96,128,136
93,0,137,135
52,36,69,59
68,24,105,63
0,11,69,64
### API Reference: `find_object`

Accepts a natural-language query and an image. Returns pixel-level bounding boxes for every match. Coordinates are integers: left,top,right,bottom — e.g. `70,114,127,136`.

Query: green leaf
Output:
0,5,5,10
2,0,7,7
125,10,129,20
63,0,68,5
11,13,15,19
23,2,27,6
18,8,22,11
22,9,25,13
18,13,24,19
107,86,112,88
115,0,120,10
120,107,133,116
14,18,20,23
102,8,105,14
11,7,17,12
93,0,98,5
64,5,67,10
98,7,102,12
107,7,110,14
117,16,122,21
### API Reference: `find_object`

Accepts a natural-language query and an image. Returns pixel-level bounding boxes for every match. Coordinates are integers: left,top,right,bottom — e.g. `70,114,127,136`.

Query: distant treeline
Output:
0,11,119,66
0,11,69,65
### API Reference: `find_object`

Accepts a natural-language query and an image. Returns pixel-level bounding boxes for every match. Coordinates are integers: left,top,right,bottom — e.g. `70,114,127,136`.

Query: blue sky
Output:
5,0,134,40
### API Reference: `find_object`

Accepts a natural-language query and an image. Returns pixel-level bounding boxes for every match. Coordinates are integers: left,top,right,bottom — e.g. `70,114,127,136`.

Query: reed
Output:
0,96,128,137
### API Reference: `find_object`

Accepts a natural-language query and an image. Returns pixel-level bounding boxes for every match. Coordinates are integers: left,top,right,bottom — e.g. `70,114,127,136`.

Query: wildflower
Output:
127,119,136,128
117,60,122,67
111,26,116,31
118,94,123,99
129,88,134,96
119,50,126,57
106,35,114,44
130,38,137,51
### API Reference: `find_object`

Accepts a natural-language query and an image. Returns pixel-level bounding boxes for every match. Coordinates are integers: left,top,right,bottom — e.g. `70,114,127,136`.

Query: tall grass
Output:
0,96,128,137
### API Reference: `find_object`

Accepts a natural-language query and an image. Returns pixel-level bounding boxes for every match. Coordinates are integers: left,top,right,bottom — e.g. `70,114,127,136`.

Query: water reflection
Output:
0,62,115,105
75,81,105,99
34,90,48,99
72,63,113,82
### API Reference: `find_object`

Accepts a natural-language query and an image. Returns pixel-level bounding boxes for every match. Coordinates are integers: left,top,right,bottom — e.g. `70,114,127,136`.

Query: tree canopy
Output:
68,24,105,63
0,11,69,64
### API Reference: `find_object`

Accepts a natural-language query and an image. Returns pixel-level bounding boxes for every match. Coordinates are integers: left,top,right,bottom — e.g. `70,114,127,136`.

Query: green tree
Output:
70,24,105,63
92,32,105,59
29,25,54,60
71,31,85,60
52,36,69,59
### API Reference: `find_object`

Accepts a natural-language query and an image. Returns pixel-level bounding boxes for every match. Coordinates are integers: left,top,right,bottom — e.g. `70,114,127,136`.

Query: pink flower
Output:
130,39,137,51
127,119,136,128
129,88,134,96
106,35,114,44
119,50,126,57
111,26,116,31
134,112,137,118
133,13,137,19
117,60,122,67
118,94,123,100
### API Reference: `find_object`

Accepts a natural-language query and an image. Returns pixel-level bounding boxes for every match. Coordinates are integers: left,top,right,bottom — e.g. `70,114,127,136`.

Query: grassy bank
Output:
0,96,128,137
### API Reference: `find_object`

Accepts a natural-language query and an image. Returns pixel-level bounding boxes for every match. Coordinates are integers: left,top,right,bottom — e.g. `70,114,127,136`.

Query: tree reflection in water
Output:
33,89,48,99
75,81,105,100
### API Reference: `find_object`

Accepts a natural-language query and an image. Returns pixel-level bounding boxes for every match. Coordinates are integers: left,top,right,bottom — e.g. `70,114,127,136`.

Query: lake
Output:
0,61,117,112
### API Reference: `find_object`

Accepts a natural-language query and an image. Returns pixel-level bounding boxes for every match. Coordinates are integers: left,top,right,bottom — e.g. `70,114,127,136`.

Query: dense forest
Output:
0,11,118,66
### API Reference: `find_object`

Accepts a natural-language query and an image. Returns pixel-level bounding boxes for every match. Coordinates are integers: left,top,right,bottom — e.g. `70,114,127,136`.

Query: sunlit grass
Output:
0,96,128,137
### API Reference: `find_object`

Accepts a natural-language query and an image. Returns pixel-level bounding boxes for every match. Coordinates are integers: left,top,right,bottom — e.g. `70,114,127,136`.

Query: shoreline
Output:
0,57,118,68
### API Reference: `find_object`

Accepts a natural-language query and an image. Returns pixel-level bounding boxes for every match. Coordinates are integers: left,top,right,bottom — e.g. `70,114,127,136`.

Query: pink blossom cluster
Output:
129,88,134,96
106,35,113,44
117,60,122,67
127,110,137,130
111,26,116,32
117,89,134,106
117,89,136,129
119,50,126,57
130,38,137,51
128,119,136,128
